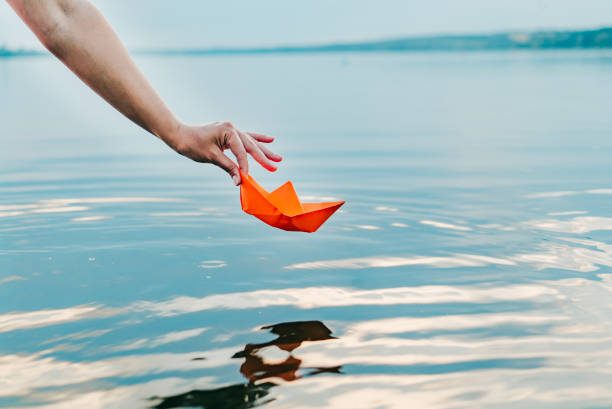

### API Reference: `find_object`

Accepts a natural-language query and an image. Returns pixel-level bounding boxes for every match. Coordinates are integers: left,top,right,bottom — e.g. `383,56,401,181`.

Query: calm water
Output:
1,50,612,409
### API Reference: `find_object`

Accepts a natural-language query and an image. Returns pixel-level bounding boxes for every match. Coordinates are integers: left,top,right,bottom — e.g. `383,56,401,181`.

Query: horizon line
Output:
2,25,611,58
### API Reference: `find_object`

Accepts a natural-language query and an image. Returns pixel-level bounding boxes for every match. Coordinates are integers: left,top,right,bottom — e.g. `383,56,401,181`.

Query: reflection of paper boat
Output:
239,171,344,233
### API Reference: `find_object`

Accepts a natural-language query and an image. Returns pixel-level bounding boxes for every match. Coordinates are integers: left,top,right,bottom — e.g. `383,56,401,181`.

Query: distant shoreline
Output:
2,27,611,58
0,48,44,58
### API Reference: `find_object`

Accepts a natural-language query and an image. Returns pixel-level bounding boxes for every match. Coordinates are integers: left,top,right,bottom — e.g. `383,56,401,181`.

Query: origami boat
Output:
239,171,344,233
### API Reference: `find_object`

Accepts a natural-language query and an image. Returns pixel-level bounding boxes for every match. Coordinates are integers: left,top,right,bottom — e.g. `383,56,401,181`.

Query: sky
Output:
1,0,612,50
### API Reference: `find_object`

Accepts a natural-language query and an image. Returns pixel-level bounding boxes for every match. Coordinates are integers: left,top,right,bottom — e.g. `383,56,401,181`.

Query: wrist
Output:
157,118,185,151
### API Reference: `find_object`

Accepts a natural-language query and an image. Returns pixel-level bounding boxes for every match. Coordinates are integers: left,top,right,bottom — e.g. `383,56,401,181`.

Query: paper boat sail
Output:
239,171,344,233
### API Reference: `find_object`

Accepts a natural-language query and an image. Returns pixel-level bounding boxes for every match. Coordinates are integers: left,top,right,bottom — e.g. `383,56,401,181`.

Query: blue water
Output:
1,50,612,408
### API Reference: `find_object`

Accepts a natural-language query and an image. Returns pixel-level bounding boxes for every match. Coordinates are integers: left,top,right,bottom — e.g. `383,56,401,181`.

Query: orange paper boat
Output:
239,171,344,233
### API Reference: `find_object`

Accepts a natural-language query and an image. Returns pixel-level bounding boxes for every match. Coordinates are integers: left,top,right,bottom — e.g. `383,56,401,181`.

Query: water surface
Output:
1,50,612,408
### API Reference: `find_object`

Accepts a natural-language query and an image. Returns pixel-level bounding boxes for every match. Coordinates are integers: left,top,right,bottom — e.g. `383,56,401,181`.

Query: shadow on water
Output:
151,320,342,409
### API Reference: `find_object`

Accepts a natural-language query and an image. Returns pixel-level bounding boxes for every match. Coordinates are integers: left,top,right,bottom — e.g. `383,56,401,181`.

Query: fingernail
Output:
232,175,240,185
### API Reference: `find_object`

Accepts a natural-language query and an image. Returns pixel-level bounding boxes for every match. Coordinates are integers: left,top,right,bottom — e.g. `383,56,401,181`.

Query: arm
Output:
7,0,281,185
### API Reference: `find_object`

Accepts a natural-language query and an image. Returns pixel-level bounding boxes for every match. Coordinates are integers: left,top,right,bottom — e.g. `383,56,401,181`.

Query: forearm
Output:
8,0,180,145
9,0,281,185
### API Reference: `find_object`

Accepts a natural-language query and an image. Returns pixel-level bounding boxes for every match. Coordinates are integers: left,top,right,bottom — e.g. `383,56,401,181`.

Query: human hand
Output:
6,2,282,187
168,121,282,185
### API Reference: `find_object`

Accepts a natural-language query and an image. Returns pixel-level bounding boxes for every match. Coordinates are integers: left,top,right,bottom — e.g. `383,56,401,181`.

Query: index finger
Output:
227,130,249,174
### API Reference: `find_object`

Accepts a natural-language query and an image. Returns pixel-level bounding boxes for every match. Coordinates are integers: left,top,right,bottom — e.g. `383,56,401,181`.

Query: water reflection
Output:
0,304,103,334
0,197,181,219
3,50,612,409
152,382,276,409
234,321,341,383
420,220,472,231
283,254,515,270
153,321,341,409
522,216,612,234
527,189,612,198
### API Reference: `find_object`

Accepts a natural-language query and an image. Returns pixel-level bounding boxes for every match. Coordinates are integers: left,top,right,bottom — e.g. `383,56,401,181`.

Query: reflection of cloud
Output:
348,314,565,336
527,191,579,198
42,329,112,345
1,207,89,217
133,282,554,317
522,216,612,234
477,223,516,231
259,370,612,409
420,220,472,231
514,239,612,272
0,279,557,336
18,370,612,409
199,260,227,269
30,206,89,214
285,254,514,270
0,197,181,219
20,376,218,409
391,222,408,227
0,211,27,218
111,328,208,352
558,237,612,250
0,305,106,334
515,245,609,272
0,281,553,334
6,275,612,407
355,225,381,230
0,275,27,284
71,216,112,222
586,189,612,195
548,211,587,216
8,191,612,408
284,237,612,274
289,275,612,370
375,206,398,212
0,349,229,398
0,205,38,211
4,238,612,337
527,189,612,199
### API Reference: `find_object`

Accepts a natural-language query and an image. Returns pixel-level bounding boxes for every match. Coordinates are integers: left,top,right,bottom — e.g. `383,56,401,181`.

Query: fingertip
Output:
263,160,278,172
249,133,275,143
232,174,240,186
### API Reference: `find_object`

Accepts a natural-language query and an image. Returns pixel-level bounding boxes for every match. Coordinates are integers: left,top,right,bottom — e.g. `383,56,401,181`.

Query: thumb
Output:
213,150,241,186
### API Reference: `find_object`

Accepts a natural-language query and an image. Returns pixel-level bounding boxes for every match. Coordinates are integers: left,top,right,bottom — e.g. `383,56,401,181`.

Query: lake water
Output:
1,50,612,409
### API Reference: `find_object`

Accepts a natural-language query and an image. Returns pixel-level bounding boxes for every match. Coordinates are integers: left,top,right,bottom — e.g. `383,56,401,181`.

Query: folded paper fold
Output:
239,171,344,233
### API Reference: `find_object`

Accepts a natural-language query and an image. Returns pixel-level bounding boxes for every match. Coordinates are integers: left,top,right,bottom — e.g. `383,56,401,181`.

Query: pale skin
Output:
6,0,282,185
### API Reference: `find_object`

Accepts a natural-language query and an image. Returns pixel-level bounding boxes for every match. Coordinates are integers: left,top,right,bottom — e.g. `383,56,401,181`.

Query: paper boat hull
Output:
249,201,344,233
290,202,345,233
239,171,344,233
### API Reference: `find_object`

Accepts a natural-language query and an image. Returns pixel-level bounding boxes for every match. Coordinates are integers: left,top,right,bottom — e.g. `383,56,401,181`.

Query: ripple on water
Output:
3,51,612,408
